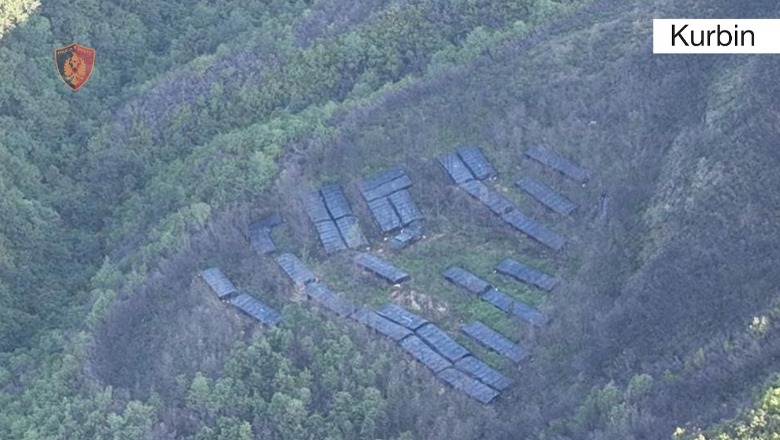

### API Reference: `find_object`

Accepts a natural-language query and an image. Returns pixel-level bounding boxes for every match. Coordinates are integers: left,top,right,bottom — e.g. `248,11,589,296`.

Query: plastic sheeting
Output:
461,322,528,364
201,267,238,299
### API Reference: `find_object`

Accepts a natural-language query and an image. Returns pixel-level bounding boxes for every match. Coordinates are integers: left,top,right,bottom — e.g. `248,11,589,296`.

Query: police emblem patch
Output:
55,43,95,91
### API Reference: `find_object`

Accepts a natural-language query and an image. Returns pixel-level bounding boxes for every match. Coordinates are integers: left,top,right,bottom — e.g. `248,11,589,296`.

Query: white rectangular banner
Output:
653,19,780,54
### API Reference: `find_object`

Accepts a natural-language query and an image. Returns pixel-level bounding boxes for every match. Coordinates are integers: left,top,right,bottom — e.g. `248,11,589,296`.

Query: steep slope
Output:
258,0,780,435
86,0,780,436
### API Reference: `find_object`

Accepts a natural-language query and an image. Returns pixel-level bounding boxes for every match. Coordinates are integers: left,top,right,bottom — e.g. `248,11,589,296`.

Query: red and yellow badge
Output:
54,43,95,91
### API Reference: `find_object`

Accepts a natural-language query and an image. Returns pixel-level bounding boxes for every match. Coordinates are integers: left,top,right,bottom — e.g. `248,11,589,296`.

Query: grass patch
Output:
461,301,517,338
458,335,516,371
310,253,392,308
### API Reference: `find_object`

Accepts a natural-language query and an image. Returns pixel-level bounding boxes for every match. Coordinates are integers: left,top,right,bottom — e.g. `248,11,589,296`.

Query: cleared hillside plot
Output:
439,147,566,251
350,303,512,404
442,265,547,327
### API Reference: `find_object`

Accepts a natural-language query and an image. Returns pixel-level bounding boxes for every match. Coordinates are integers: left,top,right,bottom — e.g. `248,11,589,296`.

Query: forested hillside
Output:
1,0,779,439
